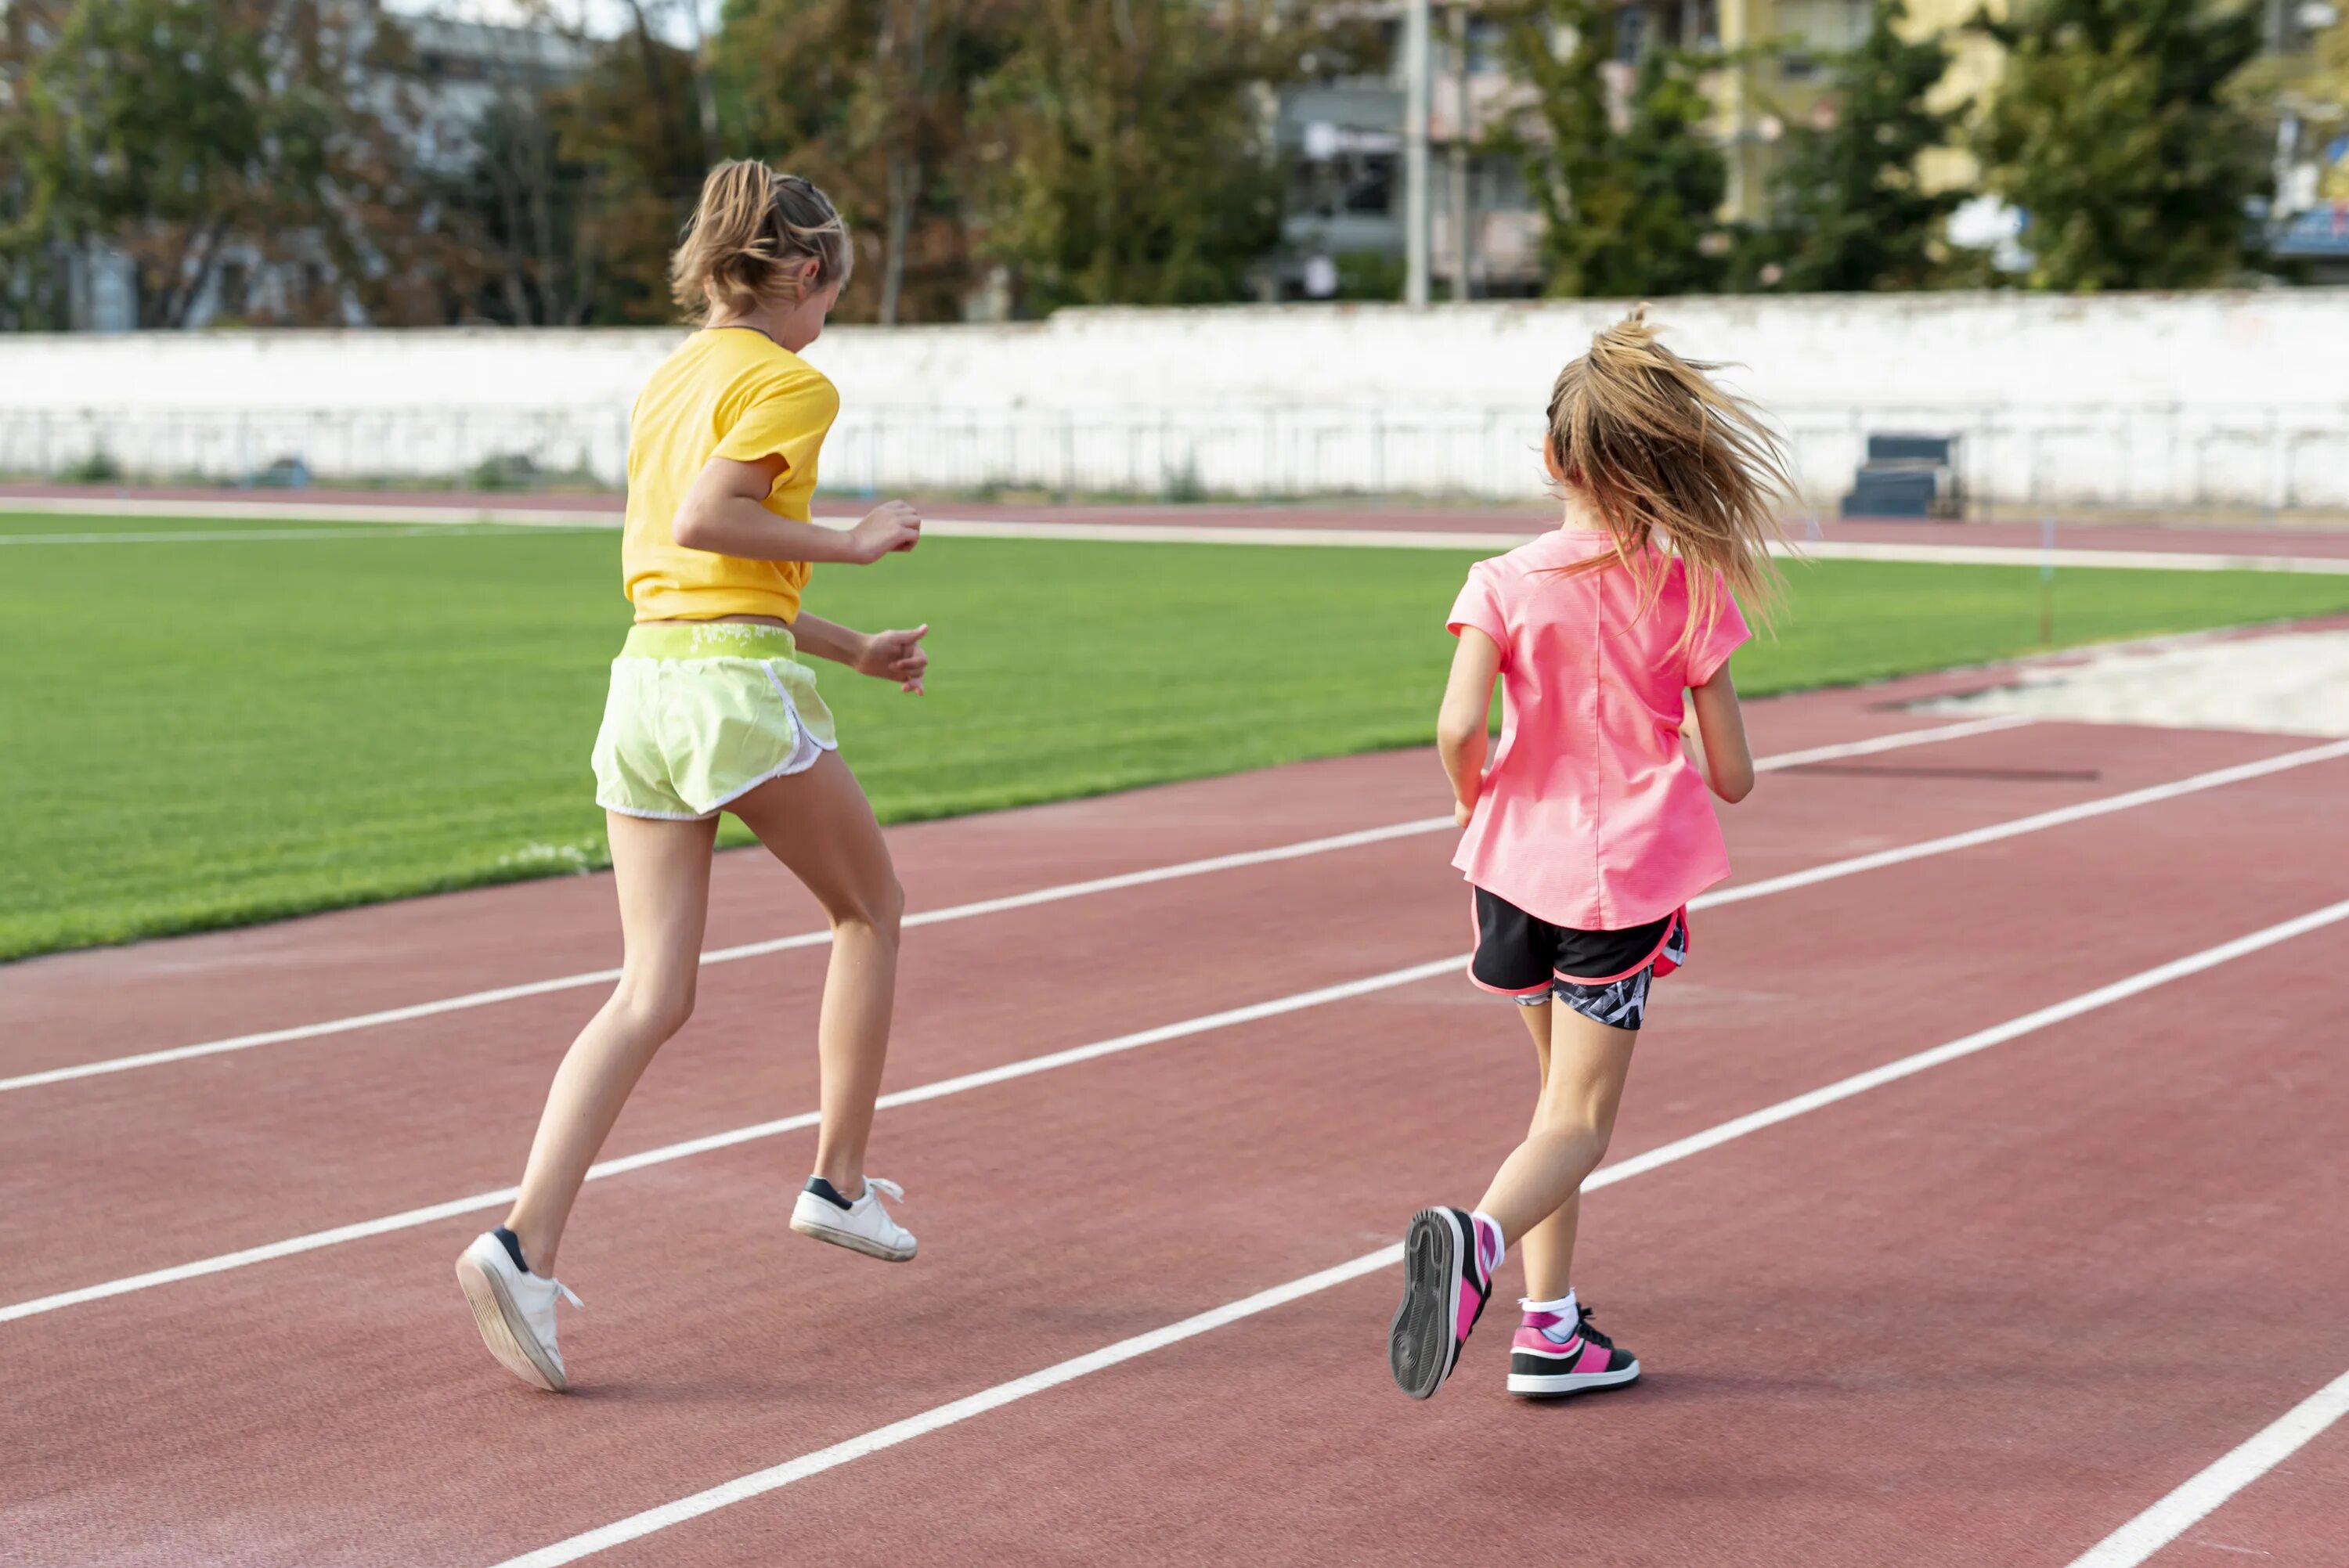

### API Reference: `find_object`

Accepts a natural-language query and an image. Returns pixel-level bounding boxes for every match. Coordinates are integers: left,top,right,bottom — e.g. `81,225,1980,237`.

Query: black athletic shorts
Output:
1468,888,1688,1033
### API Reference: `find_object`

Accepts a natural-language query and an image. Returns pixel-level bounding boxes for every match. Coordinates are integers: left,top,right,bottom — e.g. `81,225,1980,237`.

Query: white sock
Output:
1469,1210,1506,1274
1519,1289,1580,1339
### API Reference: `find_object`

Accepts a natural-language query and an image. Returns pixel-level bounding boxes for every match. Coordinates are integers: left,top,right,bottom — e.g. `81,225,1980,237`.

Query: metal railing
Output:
5,401,2346,512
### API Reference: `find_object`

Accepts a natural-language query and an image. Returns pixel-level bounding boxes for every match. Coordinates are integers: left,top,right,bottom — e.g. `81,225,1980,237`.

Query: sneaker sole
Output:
1388,1207,1465,1400
1506,1361,1643,1398
788,1213,916,1263
454,1251,565,1393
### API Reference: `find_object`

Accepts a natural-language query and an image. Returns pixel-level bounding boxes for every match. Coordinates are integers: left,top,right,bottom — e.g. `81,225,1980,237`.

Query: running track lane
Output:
0,719,2328,1305
7,732,2344,1563
552,919,2349,1568
2069,1385,2349,1566
0,683,2002,1080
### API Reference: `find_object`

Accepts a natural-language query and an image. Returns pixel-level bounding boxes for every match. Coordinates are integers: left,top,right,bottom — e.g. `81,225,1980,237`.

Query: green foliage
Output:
0,0,426,327
1755,0,1962,291
968,0,1296,312
1330,248,1409,300
716,0,1013,324
62,448,121,482
9,515,2349,961
1972,0,2269,290
1492,0,1730,297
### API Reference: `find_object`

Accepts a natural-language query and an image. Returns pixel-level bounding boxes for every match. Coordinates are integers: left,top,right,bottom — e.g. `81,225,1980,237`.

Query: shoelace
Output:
549,1278,583,1309
1573,1305,1613,1350
862,1177,905,1204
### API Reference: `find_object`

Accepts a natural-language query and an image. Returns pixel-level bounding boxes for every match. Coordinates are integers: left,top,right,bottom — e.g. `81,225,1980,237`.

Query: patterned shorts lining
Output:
1512,914,1688,1032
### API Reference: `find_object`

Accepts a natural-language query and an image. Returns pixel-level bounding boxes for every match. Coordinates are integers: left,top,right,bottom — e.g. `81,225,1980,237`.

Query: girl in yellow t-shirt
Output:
456,162,930,1392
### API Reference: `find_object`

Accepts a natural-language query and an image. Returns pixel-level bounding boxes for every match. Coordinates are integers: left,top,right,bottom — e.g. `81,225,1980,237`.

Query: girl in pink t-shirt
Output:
1387,308,1789,1402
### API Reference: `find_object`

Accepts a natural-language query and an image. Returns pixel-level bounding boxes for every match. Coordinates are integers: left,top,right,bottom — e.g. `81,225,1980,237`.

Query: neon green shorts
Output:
590,622,839,820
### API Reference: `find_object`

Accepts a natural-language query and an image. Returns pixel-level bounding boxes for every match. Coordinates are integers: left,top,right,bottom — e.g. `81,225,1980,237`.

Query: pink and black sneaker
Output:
1388,1206,1499,1400
1506,1301,1641,1398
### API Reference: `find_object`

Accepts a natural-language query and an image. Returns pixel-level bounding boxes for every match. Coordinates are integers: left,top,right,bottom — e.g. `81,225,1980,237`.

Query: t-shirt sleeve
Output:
712,369,841,490
1686,579,1751,687
1445,561,1510,663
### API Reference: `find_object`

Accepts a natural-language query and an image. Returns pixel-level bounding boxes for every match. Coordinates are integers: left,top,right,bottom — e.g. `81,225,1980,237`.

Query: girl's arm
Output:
792,611,929,694
671,453,921,564
1685,666,1754,803
1437,627,1503,827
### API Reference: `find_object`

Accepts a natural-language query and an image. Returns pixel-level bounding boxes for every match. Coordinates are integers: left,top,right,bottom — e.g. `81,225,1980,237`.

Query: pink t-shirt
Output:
1447,530,1749,931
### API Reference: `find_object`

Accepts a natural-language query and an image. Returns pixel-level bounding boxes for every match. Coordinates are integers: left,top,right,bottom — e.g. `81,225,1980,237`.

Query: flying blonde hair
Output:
669,160,853,323
1542,305,1792,654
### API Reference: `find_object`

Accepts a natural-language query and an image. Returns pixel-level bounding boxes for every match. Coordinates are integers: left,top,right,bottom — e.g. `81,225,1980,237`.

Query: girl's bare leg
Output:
1475,1007,1638,1251
728,751,904,1197
1510,1001,1583,1303
504,811,718,1274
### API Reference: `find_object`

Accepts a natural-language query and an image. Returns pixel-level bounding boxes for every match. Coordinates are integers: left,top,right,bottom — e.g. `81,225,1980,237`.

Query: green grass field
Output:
6,510,2348,964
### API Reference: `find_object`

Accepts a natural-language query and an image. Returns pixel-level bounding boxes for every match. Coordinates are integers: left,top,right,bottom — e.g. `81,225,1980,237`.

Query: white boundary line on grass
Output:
488,895,2349,1568
9,729,2346,1325
5,498,2349,574
0,716,2031,1096
2064,1366,2349,1567
0,525,608,545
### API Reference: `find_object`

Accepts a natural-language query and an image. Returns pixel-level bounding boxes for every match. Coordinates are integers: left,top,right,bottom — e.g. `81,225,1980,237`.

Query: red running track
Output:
5,672,2346,1567
8,482,2349,561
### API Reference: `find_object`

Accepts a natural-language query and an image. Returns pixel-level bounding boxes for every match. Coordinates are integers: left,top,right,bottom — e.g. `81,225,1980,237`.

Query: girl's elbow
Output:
670,507,710,552
1716,769,1755,804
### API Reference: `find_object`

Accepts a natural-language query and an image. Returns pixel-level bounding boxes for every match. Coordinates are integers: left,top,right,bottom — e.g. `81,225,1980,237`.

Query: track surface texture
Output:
7,483,2349,561
6,657,2345,1567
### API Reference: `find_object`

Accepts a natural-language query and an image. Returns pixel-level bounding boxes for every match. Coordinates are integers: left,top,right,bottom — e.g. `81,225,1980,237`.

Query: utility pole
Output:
1403,0,1431,306
1449,1,1471,301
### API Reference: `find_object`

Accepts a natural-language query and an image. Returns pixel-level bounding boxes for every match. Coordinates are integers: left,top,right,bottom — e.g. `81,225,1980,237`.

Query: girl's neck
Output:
709,315,781,345
1557,485,1612,535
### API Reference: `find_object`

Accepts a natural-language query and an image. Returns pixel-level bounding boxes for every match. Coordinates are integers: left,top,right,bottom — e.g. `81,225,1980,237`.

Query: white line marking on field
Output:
0,525,600,545
13,726,2344,1325
0,717,2032,1095
489,896,2349,1567
2064,1367,2349,1568
0,496,620,527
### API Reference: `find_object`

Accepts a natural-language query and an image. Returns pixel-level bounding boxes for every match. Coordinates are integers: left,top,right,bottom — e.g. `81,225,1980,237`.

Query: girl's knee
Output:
830,874,904,940
1535,1094,1615,1152
614,975,695,1037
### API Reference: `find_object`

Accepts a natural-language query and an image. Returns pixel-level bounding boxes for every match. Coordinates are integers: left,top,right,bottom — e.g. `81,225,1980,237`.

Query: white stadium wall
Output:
2,290,2344,510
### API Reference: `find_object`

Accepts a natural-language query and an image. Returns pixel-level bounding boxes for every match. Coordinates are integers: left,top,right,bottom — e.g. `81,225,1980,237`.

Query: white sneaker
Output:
789,1176,917,1261
455,1230,582,1392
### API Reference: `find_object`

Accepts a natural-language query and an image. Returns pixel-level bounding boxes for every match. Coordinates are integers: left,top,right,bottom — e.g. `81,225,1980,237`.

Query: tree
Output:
1755,0,1961,290
550,9,713,324
968,0,1298,313
438,85,605,326
1972,0,2268,290
715,0,1014,324
0,2,74,330
1492,0,1730,297
2,0,432,327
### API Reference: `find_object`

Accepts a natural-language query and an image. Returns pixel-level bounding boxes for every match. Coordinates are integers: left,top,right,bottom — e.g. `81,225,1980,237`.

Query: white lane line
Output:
2064,1367,2349,1568
0,959,1460,1324
917,521,2349,575
0,716,2029,1095
492,896,2349,1567
1697,737,2349,910
13,725,2340,1325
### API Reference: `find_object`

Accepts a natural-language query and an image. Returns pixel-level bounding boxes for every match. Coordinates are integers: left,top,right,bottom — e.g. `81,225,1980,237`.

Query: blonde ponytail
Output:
1542,305,1792,651
669,160,853,322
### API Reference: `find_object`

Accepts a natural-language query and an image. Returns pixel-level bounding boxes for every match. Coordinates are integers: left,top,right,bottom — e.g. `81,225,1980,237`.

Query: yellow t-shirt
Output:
622,327,842,623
